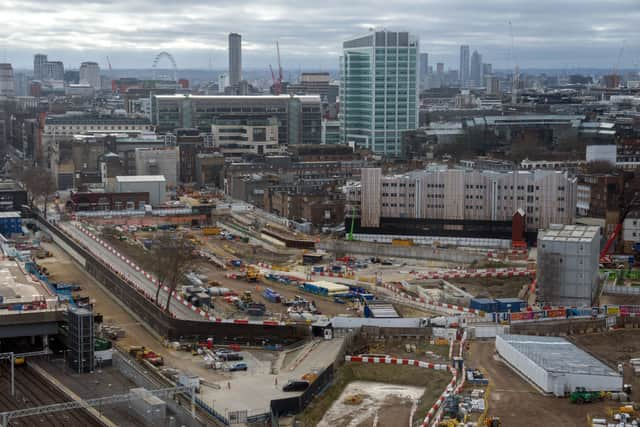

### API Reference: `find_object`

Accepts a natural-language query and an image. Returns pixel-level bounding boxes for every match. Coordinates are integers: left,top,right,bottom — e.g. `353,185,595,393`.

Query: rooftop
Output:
46,114,151,126
116,175,166,183
538,224,600,242
499,334,620,377
0,260,56,307
154,94,321,102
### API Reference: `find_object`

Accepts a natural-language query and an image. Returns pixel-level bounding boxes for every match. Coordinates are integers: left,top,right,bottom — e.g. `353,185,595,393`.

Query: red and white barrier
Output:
415,268,535,281
381,282,479,315
70,222,287,327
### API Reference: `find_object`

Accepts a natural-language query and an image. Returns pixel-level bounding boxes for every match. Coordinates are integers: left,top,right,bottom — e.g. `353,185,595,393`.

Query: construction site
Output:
0,178,636,427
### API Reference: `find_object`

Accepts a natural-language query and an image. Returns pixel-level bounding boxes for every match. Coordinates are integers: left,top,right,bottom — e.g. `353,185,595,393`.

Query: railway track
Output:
0,362,103,427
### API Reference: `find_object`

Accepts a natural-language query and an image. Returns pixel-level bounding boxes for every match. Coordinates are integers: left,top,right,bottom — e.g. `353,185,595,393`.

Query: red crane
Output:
600,193,640,264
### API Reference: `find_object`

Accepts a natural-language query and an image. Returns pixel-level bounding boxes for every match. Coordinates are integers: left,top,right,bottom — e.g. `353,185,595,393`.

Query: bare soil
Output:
448,276,531,299
571,330,640,402
467,340,611,426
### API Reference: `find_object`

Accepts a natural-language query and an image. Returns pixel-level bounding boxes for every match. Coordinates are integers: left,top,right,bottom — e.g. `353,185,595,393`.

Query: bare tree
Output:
21,167,57,218
151,233,198,313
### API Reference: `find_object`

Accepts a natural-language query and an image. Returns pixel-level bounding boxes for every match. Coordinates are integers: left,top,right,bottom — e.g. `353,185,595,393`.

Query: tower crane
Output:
269,42,284,95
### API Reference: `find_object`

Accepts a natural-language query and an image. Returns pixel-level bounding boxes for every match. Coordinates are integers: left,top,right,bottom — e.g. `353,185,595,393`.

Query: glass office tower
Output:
340,30,419,156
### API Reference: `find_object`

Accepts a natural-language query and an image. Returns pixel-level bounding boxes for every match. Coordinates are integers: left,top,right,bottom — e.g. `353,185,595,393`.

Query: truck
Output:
569,387,603,404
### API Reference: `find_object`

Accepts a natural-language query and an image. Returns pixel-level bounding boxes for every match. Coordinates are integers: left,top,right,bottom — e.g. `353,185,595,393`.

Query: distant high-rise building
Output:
470,50,482,87
33,54,47,80
79,61,101,89
340,30,419,156
482,63,492,77
436,63,445,74
419,53,429,89
228,33,242,87
459,45,470,87
0,64,16,97
218,73,228,93
44,61,64,81
485,75,501,95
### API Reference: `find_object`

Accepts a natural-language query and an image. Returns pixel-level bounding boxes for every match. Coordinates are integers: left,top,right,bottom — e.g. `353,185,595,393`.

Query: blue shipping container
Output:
470,297,497,313
495,298,526,313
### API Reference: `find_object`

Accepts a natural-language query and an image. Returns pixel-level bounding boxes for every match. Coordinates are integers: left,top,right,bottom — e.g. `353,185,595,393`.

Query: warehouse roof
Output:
498,334,620,377
329,316,422,329
116,175,166,183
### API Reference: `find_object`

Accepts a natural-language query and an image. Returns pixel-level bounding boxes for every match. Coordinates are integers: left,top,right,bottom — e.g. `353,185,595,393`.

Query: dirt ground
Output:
362,339,450,362
599,294,640,306
572,329,640,403
466,341,611,426
99,229,353,318
298,363,451,427
448,276,531,299
317,381,423,427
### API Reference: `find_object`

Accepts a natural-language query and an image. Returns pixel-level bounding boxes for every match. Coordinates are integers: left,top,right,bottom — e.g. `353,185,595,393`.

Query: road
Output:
60,221,204,322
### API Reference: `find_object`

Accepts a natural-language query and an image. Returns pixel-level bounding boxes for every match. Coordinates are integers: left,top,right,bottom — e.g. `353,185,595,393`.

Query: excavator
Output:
484,417,502,427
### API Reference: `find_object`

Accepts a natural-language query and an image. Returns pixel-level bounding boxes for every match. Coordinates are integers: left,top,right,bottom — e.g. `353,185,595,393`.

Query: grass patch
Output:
297,363,451,427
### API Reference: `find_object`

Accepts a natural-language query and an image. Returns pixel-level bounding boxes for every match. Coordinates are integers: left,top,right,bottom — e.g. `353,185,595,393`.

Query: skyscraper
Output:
419,53,429,89
228,33,242,87
459,45,470,87
470,50,483,87
79,61,101,89
44,61,64,81
34,54,47,80
0,64,16,97
340,30,419,156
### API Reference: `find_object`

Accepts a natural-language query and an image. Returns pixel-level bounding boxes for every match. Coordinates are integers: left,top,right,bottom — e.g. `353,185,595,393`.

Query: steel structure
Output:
0,385,195,427
152,51,178,82
0,350,51,396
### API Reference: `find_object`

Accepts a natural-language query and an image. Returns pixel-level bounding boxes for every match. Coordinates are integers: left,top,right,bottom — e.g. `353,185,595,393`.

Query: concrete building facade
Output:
347,167,576,233
151,94,322,145
340,30,419,156
212,117,282,159
79,61,101,89
114,175,166,206
0,64,16,97
537,224,600,307
134,147,180,188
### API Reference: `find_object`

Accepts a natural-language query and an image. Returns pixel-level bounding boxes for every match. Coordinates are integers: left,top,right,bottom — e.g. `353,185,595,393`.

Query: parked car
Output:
282,380,309,392
229,362,248,372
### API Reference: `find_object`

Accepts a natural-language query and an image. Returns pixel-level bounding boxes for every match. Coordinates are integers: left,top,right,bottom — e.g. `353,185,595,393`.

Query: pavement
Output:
60,221,203,322
199,338,344,416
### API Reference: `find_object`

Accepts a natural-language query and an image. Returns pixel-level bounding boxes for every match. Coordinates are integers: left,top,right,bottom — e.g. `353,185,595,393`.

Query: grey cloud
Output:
1,0,639,69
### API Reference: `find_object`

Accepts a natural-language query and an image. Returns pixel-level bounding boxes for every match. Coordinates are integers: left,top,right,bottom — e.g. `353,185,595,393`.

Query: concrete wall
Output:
318,240,483,263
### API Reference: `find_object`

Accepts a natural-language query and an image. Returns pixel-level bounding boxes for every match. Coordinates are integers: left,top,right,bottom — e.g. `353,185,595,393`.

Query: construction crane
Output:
610,41,626,86
106,56,112,73
508,21,519,104
269,42,284,95
600,174,640,265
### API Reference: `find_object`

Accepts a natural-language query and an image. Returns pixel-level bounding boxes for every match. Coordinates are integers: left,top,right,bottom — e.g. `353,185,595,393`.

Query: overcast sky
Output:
1,0,639,71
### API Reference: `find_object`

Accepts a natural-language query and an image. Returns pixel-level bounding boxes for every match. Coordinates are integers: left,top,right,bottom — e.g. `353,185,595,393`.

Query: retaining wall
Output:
318,240,483,263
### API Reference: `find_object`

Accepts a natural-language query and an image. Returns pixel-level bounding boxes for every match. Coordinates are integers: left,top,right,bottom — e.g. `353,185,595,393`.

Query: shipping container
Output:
470,297,497,313
495,298,526,313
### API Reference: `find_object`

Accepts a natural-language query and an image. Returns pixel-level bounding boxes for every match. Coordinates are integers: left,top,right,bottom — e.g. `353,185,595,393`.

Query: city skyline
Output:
1,0,639,70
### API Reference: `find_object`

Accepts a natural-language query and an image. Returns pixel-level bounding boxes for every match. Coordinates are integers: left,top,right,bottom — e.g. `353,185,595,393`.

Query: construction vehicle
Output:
246,266,260,282
569,387,603,404
241,291,253,304
484,417,502,427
